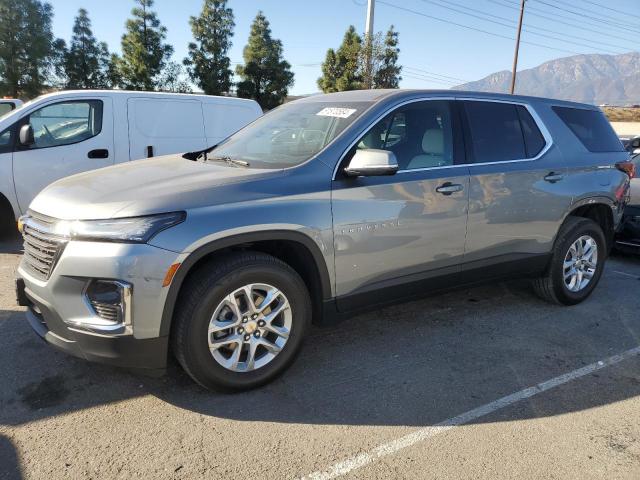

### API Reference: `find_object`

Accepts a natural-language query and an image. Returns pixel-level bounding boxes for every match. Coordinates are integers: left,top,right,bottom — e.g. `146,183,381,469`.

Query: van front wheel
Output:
533,216,606,305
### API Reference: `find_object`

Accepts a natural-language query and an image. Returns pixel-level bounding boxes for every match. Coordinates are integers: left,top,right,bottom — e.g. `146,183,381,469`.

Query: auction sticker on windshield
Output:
316,107,357,118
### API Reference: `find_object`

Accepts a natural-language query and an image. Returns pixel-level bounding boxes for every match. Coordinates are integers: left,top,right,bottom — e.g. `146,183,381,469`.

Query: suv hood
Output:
29,154,282,220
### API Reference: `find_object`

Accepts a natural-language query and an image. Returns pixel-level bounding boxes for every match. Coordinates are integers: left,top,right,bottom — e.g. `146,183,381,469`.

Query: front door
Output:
331,99,470,310
13,98,114,212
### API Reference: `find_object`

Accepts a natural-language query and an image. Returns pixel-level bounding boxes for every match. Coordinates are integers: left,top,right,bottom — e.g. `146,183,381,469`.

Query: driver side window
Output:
24,100,103,150
356,100,454,171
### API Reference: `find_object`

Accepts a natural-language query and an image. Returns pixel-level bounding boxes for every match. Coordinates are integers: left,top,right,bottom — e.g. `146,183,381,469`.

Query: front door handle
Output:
544,172,564,183
88,149,109,159
436,182,464,195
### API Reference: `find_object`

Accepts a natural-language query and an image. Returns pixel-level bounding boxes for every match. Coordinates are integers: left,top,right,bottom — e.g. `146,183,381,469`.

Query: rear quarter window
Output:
553,106,623,153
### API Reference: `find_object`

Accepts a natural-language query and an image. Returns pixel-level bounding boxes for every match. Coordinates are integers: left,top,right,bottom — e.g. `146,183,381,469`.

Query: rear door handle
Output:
436,182,464,195
88,149,109,159
544,172,564,183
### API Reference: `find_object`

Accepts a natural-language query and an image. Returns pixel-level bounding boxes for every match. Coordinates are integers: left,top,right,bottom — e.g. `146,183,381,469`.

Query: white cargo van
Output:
0,90,262,231
0,98,23,117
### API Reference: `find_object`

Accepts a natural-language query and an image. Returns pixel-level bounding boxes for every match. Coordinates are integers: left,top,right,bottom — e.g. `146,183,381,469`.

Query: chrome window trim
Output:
458,96,554,166
332,96,553,180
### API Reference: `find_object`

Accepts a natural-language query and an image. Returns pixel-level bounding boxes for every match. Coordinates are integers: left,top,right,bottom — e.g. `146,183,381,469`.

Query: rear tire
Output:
171,251,311,391
533,216,606,305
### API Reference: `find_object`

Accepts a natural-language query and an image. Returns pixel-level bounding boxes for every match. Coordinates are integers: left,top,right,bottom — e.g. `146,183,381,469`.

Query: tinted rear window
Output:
517,105,546,157
463,101,525,163
553,106,623,152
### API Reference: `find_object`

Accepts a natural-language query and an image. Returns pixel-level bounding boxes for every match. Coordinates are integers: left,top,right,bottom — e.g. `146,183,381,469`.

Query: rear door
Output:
13,98,114,212
127,97,207,160
460,99,572,271
332,99,470,309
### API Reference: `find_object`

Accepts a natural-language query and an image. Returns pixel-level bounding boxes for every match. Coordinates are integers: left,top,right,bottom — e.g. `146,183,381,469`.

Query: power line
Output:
434,0,635,52
553,0,635,26
402,73,460,87
532,0,640,35
578,0,632,17
487,0,640,47
402,68,463,85
416,0,625,55
403,66,469,83
537,0,640,33
378,0,584,56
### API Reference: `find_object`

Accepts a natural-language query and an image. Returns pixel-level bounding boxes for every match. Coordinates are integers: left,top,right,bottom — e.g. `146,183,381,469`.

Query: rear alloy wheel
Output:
172,252,311,391
562,235,598,293
533,216,606,305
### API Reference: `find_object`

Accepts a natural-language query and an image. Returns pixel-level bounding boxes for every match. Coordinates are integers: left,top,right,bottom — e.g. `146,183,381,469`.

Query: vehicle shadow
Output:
0,434,22,480
2,255,640,429
0,231,22,255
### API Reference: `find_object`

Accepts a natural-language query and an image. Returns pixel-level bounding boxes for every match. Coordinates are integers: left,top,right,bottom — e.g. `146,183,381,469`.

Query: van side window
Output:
356,100,454,170
0,128,11,154
463,101,526,163
517,105,546,157
553,106,623,153
0,103,14,116
24,100,103,150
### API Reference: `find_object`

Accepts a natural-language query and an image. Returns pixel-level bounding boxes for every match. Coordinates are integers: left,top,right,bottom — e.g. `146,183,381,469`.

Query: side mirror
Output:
19,124,34,146
634,148,640,155
344,149,398,177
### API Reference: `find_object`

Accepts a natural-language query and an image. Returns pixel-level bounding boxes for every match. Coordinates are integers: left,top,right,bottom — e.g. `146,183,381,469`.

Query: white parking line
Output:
300,345,640,480
612,270,640,279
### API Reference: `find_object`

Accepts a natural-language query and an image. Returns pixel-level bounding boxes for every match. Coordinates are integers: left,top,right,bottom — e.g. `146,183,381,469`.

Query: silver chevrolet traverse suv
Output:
16,90,633,391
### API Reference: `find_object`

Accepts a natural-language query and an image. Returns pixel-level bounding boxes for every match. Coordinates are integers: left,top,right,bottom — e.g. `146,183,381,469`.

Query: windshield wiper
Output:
183,144,217,161
208,156,250,168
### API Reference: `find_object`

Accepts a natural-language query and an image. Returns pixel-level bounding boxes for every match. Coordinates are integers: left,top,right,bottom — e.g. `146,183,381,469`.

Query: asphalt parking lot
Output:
1,232,640,479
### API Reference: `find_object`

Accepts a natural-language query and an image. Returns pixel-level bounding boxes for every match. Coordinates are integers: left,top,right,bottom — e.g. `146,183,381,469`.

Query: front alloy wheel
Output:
208,283,292,372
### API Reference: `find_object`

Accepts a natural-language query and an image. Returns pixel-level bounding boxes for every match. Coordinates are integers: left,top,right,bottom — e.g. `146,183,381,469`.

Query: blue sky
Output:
48,0,639,95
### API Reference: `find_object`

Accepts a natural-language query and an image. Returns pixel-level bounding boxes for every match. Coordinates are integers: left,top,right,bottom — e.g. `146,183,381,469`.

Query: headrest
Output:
422,129,443,155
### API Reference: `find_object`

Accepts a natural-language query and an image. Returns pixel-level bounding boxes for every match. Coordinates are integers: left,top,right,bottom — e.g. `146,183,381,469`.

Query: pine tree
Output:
117,0,173,90
158,61,192,93
236,12,294,110
317,25,362,93
62,9,111,89
0,0,59,98
318,25,401,92
184,0,234,95
106,53,124,89
373,26,401,89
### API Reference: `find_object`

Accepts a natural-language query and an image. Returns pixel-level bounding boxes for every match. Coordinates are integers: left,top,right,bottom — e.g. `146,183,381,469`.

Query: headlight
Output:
52,212,186,243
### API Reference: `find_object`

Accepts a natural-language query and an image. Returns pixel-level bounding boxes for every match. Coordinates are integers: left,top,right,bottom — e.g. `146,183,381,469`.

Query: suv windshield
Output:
206,101,371,168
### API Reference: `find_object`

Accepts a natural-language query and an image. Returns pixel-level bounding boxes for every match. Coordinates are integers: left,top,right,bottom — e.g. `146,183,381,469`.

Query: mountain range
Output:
454,52,640,105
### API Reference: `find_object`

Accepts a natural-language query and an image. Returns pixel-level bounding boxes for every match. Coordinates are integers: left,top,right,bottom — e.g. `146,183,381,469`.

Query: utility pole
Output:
510,0,526,94
365,0,375,89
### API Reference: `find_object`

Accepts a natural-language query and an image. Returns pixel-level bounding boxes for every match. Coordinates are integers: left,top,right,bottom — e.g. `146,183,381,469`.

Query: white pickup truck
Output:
0,90,262,234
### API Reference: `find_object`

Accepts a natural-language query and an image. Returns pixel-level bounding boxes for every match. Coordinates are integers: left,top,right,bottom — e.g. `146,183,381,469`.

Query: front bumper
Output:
17,240,181,371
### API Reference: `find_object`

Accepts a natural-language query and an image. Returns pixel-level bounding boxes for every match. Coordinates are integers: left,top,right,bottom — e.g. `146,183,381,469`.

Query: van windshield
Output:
206,101,371,168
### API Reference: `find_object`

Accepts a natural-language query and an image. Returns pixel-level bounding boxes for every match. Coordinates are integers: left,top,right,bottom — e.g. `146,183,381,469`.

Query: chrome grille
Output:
22,212,66,281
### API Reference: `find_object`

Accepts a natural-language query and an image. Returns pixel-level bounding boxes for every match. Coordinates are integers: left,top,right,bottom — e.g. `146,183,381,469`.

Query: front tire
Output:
171,251,311,391
533,216,606,305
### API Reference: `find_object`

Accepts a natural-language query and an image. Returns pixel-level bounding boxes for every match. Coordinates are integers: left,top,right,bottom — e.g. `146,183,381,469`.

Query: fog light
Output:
84,280,132,327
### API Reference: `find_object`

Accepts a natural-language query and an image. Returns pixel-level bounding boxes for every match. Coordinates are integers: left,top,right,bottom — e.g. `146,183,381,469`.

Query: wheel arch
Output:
564,197,616,251
159,230,333,336
0,192,17,236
